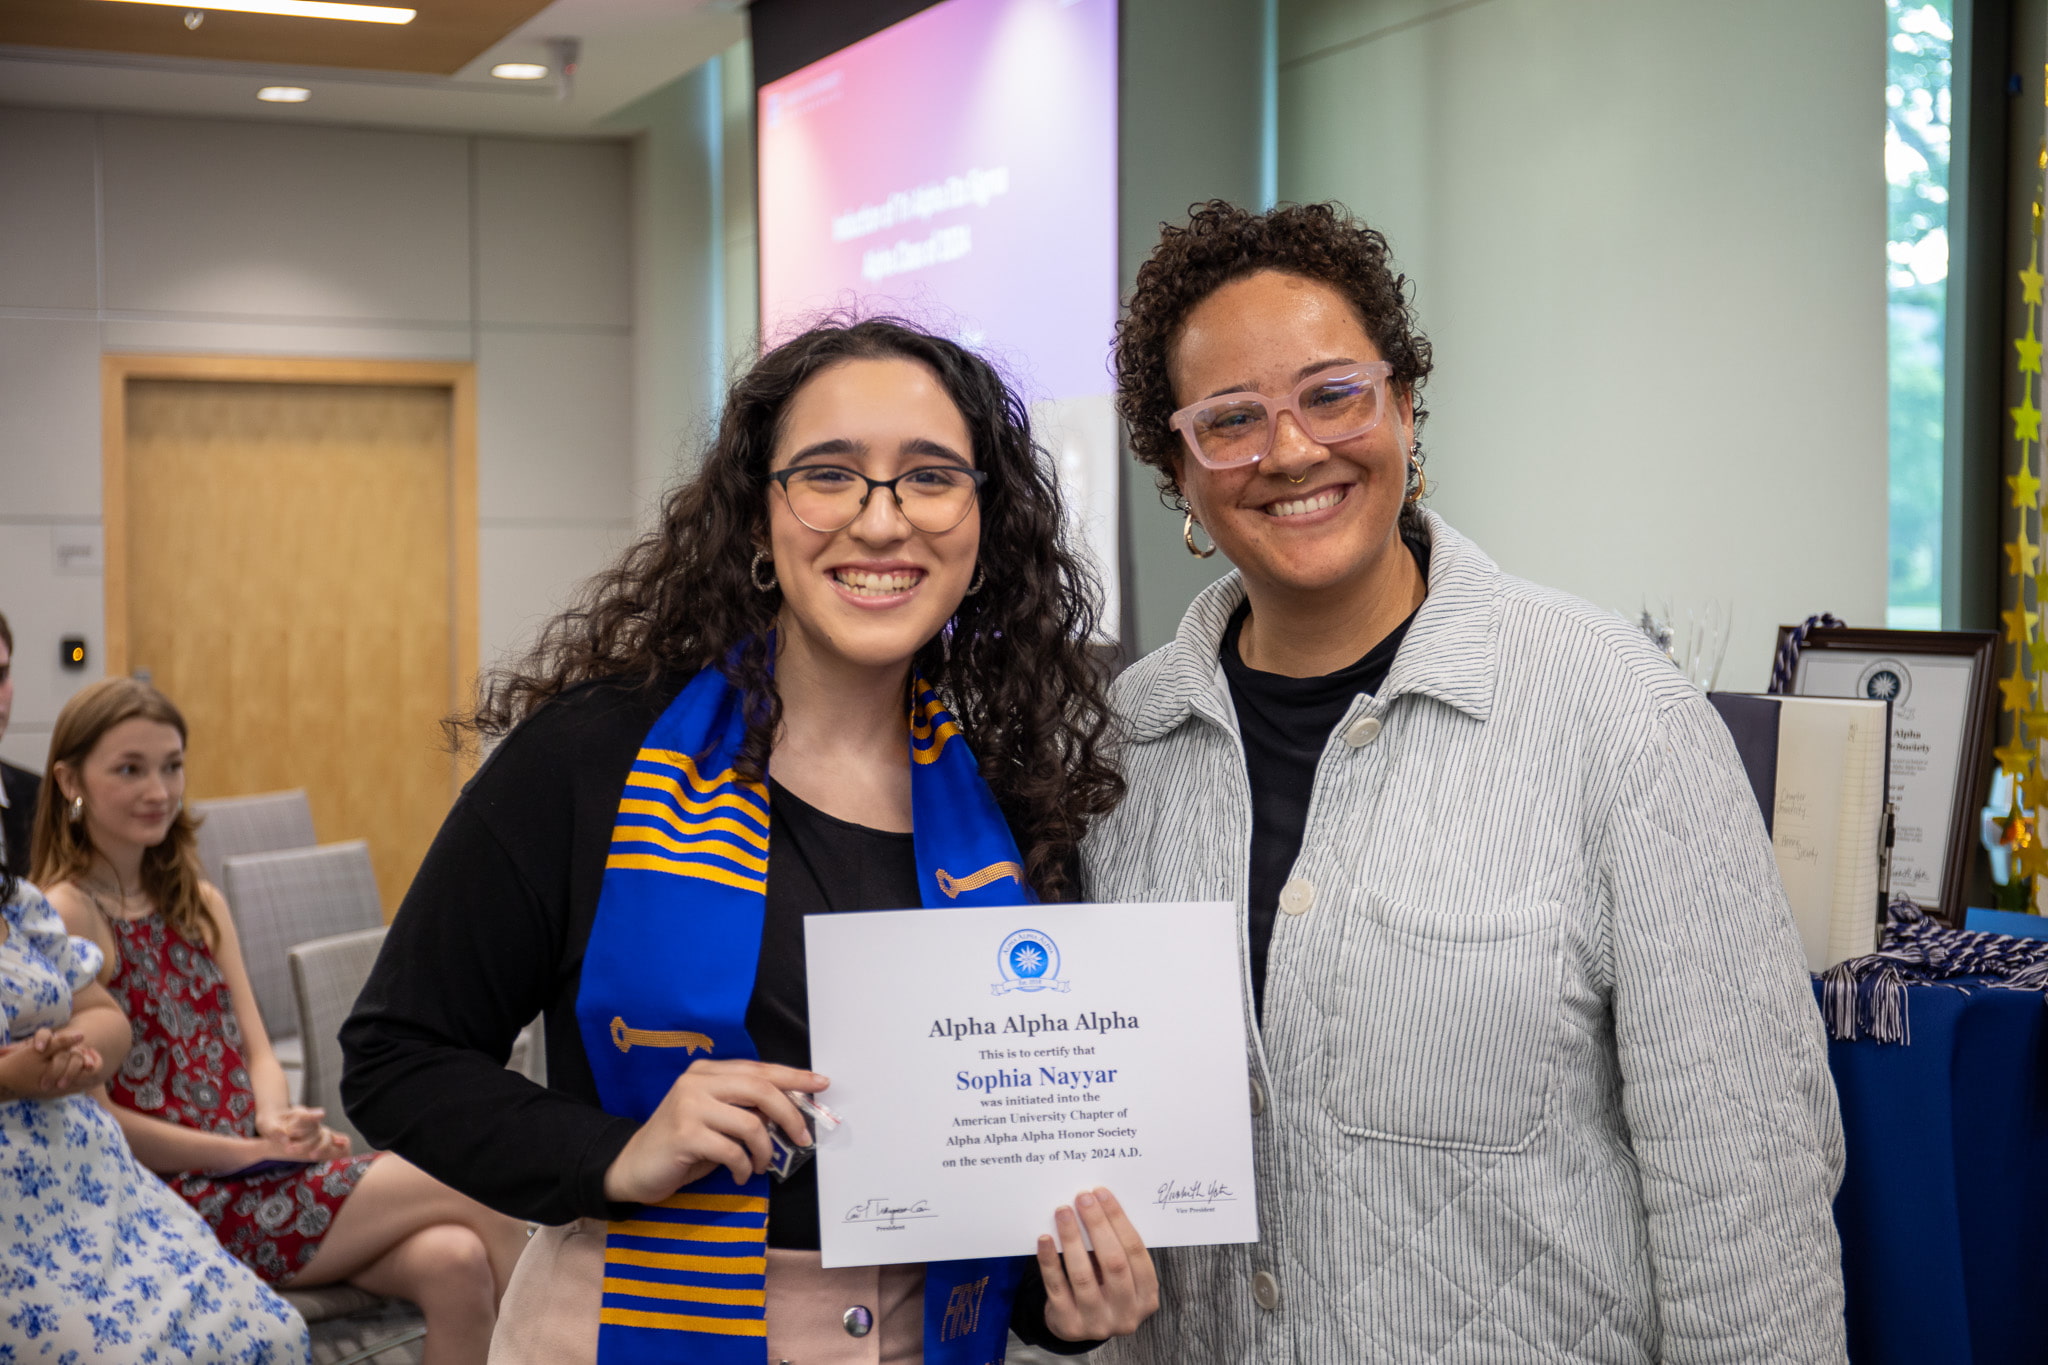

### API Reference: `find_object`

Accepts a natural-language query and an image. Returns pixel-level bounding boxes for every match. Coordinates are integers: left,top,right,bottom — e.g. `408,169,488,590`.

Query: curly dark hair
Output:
1114,200,1436,540
460,317,1123,902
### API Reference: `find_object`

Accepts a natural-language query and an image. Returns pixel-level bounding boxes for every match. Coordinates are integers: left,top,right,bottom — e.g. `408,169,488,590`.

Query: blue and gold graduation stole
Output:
578,663,1029,1364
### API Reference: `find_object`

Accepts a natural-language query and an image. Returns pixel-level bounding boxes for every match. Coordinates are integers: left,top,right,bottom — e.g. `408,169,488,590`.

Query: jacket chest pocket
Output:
1319,889,1566,1153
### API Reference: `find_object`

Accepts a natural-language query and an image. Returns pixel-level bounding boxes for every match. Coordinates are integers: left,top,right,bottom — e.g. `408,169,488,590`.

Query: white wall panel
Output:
0,522,106,753
617,62,726,523
476,329,635,523
1279,0,1470,62
0,109,99,312
100,317,472,361
477,139,633,329
0,728,52,777
100,115,472,323
3,106,638,782
1278,0,1886,691
478,521,635,670
0,318,102,518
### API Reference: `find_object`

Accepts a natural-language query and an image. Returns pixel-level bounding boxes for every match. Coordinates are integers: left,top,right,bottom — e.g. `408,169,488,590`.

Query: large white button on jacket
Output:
1081,512,1847,1364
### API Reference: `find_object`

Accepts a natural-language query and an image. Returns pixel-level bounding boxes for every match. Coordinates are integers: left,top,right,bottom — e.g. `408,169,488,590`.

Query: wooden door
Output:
106,359,477,914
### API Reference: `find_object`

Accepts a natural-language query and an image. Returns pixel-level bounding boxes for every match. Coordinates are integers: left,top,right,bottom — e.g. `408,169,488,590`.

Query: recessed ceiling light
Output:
258,86,312,102
491,63,550,80
99,0,415,23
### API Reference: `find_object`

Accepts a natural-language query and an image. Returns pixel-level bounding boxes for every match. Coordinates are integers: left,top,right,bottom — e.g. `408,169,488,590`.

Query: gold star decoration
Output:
2021,326,2044,376
2009,530,2042,576
2032,639,2048,674
2025,261,2046,306
2019,840,2048,882
2024,770,2048,810
2002,661,2036,711
2004,601,2040,645
2014,396,2043,447
2024,708,2048,741
2012,458,2043,506
1996,735,2037,772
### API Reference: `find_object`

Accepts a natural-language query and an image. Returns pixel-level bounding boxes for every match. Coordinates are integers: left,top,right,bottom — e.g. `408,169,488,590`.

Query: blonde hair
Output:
31,677,216,947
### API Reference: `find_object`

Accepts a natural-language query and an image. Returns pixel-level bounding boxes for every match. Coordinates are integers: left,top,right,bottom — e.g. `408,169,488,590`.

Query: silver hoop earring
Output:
1183,511,1217,560
750,550,778,593
69,795,85,824
966,566,986,597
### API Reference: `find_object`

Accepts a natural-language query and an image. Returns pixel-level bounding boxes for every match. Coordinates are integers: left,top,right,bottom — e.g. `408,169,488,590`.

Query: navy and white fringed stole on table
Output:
1768,612,1849,695
1819,898,2048,1043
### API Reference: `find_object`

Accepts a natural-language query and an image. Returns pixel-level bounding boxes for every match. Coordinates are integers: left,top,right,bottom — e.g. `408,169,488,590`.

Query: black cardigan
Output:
339,674,1089,1352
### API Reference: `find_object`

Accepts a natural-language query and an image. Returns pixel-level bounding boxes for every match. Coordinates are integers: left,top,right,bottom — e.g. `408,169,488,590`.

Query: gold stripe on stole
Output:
634,749,769,801
910,693,962,765
605,1248,768,1276
600,1277,766,1307
602,853,767,895
609,824,770,871
613,801,770,851
656,1192,769,1214
596,1307,768,1335
623,771,772,832
608,1220,759,1243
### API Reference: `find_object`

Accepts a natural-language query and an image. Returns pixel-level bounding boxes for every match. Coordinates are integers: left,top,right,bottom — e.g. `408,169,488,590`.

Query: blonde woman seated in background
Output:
1,858,309,1360
36,677,530,1365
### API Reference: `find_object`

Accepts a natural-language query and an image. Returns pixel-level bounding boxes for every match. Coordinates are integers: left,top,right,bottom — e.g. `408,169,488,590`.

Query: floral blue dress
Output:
0,881,309,1362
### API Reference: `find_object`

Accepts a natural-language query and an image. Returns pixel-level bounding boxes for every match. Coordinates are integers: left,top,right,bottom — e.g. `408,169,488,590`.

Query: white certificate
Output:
1794,649,1975,909
804,900,1258,1268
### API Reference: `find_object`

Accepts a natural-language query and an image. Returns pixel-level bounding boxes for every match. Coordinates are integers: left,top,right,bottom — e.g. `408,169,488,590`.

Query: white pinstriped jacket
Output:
1081,512,1847,1364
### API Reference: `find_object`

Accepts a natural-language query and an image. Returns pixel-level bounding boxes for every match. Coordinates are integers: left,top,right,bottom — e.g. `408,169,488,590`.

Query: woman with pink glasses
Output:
1080,202,1849,1363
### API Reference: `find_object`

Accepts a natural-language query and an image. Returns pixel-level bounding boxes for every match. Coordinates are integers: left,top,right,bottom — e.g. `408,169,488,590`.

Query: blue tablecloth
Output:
1820,977,2048,1363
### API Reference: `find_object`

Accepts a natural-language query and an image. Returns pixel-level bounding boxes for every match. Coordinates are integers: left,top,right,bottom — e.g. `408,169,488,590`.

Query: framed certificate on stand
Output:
1777,626,1999,926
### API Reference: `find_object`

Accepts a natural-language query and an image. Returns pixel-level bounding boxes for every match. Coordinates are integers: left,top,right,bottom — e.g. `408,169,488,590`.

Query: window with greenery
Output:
1887,0,1952,629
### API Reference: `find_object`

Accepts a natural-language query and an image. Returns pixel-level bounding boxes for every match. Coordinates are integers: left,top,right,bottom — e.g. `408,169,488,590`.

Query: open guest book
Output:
1707,692,1890,972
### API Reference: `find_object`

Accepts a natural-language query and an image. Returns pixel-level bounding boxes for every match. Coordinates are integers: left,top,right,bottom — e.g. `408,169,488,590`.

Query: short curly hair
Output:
1113,200,1435,538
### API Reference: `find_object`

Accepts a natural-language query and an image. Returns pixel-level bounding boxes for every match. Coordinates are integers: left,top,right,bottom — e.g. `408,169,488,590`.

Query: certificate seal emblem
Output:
994,928,1068,994
1858,658,1910,706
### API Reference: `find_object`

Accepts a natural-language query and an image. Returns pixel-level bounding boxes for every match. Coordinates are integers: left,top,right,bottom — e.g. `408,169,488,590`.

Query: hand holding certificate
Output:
805,899,1257,1267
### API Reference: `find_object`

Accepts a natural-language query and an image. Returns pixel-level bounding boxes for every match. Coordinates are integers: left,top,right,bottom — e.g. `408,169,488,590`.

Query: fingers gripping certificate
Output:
804,900,1258,1267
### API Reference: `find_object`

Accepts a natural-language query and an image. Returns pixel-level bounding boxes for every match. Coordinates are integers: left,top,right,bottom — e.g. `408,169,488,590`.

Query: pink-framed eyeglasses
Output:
1168,361,1395,470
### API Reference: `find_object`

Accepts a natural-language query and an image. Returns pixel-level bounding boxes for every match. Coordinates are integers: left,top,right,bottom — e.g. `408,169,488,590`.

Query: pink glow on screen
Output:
757,0,1118,401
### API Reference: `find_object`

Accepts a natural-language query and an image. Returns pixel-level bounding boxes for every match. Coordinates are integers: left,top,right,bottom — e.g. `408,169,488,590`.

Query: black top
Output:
1219,564,1423,1021
339,675,1086,1351
0,761,39,879
750,778,919,1248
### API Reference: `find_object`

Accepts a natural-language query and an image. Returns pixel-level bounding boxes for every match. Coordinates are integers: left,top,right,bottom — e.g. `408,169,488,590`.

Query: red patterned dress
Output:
102,910,379,1285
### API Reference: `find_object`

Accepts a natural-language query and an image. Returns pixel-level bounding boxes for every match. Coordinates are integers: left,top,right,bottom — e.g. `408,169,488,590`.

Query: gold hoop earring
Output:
1406,459,1427,504
1183,511,1217,559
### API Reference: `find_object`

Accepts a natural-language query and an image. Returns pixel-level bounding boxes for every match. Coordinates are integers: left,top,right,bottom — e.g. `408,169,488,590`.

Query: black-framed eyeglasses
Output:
769,464,988,534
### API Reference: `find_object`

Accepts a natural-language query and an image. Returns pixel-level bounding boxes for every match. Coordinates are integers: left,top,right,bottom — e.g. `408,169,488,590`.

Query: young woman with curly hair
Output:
341,318,1154,1363
1082,202,1847,1362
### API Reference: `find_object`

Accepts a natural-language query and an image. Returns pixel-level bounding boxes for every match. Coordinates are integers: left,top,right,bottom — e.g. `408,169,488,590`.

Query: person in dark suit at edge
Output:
0,611,42,880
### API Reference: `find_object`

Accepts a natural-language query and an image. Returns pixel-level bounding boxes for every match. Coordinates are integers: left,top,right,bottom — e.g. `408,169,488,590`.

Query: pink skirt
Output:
490,1218,926,1364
